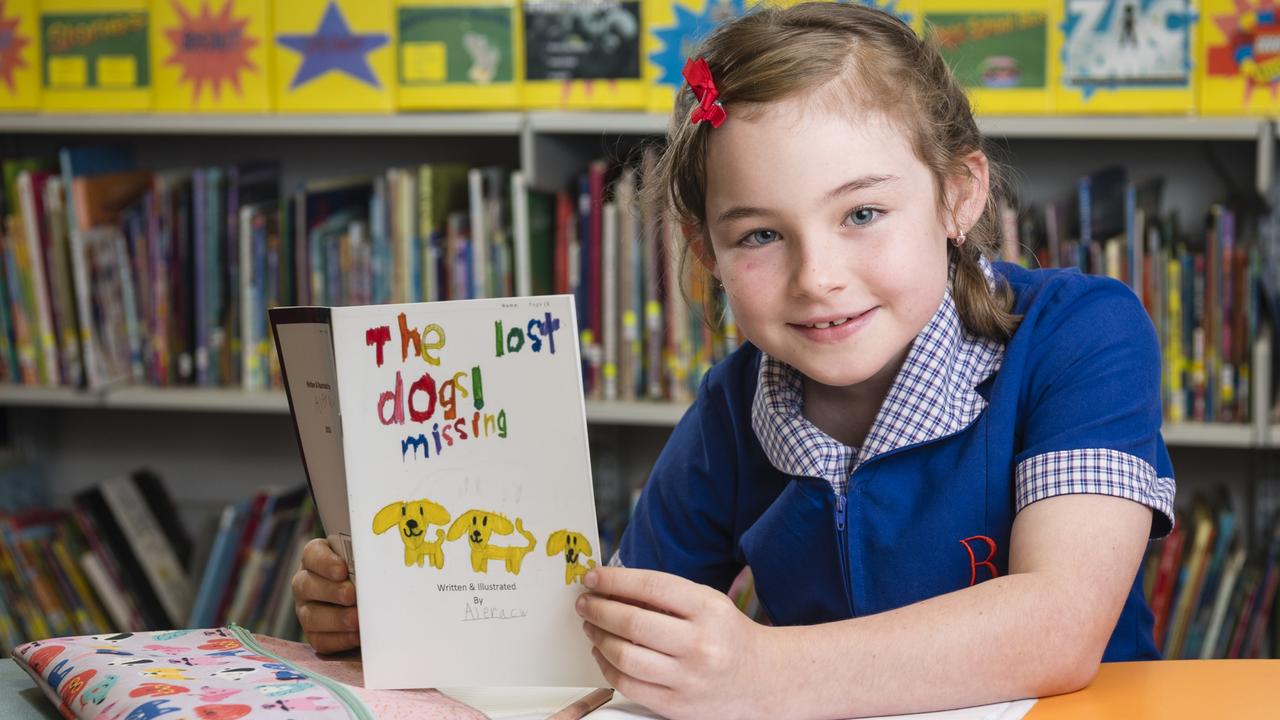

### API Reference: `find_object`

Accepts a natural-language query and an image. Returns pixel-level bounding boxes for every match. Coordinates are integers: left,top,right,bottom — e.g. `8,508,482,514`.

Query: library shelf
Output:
0,113,526,136
0,113,1266,142
0,384,1260,444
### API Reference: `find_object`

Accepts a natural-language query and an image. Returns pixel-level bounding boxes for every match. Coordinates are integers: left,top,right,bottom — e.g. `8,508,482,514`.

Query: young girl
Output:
292,4,1176,718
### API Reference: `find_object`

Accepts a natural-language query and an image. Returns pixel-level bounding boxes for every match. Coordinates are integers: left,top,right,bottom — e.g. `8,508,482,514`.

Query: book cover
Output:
150,0,271,112
396,0,521,109
644,0,758,115
0,0,40,110
920,0,1056,115
271,296,604,688
1056,0,1199,113
97,474,193,629
15,170,60,386
522,0,646,109
1199,0,1280,115
40,0,153,111
272,0,394,112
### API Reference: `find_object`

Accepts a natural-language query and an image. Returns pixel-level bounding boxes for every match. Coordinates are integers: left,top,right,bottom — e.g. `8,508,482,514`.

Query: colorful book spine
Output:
271,0,395,112
150,0,272,112
40,0,153,111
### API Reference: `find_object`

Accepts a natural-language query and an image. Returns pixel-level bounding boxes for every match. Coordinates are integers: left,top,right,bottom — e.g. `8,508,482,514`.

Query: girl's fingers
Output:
585,568,703,619
305,630,361,655
577,593,688,656
295,600,360,635
301,538,349,582
591,647,672,712
584,622,680,687
292,566,357,607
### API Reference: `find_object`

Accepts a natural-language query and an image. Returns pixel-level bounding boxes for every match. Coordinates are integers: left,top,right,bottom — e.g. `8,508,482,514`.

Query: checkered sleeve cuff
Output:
608,550,625,568
1016,448,1176,537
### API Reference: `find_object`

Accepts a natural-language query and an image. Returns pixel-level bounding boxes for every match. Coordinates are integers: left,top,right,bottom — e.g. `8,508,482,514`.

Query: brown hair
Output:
646,1,1020,341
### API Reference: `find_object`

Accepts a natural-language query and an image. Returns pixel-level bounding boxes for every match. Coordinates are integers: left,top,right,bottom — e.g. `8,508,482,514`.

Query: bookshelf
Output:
2,110,1277,661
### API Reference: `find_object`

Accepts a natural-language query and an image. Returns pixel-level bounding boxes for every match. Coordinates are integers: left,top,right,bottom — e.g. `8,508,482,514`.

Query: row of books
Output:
0,144,736,403
1002,165,1260,425
0,1,1271,116
1143,488,1280,659
0,462,317,654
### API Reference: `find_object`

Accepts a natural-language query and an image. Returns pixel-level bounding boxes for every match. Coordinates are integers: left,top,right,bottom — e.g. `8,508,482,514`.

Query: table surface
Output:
0,661,61,720
2,657,1277,719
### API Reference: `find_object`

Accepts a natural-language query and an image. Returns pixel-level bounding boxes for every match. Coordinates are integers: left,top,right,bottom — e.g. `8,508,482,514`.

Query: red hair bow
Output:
683,57,726,128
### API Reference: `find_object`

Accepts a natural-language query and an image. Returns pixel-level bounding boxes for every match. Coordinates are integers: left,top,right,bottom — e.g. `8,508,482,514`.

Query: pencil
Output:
546,687,615,719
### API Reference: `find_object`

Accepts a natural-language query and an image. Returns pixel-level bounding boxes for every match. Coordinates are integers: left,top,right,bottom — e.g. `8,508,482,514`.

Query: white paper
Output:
331,296,604,689
588,695,1036,720
441,686,600,719
274,318,356,576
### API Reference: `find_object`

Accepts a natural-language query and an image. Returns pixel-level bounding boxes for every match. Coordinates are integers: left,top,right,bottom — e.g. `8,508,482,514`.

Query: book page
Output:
590,696,1036,720
272,309,355,576
331,296,603,689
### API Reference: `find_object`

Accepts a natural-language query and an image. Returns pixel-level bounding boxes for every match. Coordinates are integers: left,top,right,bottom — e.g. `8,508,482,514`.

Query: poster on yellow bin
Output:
1200,0,1280,115
0,0,39,110
272,0,394,112
1055,0,1199,114
396,0,522,110
644,0,759,116
920,1,1057,115
151,0,271,112
522,0,647,109
40,0,152,111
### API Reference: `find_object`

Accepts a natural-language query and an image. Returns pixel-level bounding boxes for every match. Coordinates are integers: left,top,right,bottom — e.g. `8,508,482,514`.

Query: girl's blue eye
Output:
846,207,880,226
741,229,779,246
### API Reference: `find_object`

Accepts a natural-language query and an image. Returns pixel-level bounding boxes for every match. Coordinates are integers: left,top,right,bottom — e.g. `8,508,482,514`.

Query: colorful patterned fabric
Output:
10,626,484,720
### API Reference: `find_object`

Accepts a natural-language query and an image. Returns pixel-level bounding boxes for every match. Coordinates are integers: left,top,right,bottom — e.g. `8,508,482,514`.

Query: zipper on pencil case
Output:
226,622,374,720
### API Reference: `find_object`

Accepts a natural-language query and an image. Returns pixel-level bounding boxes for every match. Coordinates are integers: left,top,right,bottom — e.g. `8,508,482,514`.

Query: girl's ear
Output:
944,150,990,236
682,221,719,279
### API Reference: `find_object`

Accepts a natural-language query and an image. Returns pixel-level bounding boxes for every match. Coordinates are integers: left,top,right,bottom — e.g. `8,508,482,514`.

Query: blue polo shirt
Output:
617,262,1175,662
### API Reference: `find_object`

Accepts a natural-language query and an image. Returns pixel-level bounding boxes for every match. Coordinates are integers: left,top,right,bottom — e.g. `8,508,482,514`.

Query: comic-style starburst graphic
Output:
164,0,258,102
1207,0,1280,103
0,0,31,94
650,1,749,91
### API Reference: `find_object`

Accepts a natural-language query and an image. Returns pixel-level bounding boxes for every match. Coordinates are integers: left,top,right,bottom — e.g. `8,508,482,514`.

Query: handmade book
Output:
1199,0,1280,115
150,0,273,112
270,295,604,689
1055,0,1199,114
395,0,523,110
271,0,395,112
919,0,1057,115
0,0,40,111
40,0,153,112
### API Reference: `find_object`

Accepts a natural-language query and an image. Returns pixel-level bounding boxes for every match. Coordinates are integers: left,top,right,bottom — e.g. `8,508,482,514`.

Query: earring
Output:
951,230,967,248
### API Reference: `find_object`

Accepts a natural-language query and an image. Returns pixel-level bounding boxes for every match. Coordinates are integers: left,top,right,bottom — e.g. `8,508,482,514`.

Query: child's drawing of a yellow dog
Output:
446,509,536,575
546,530,596,585
373,499,451,569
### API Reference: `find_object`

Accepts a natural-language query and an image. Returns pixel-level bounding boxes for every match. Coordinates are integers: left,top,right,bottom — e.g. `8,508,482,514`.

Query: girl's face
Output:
702,100,961,390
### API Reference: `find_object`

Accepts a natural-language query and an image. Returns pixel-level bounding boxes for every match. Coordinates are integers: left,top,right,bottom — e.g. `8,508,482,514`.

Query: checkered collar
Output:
751,279,1005,484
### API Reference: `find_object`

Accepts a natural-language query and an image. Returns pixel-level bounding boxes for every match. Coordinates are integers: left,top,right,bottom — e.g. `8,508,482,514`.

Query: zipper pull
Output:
835,494,846,532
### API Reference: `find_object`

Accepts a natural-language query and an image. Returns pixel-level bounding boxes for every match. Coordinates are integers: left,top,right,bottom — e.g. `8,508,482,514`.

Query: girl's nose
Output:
790,236,846,299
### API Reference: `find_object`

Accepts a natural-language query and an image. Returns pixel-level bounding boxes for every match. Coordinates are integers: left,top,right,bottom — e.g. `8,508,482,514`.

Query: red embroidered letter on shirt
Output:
960,535,1000,586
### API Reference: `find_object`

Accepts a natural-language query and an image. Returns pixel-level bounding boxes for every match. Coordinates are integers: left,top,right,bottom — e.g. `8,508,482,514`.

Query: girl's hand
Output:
292,538,361,654
576,567,778,720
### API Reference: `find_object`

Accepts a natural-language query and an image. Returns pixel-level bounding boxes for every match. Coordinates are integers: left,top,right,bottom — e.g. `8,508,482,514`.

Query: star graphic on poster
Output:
164,0,259,102
1207,0,1280,103
277,0,389,90
650,1,750,90
0,0,31,94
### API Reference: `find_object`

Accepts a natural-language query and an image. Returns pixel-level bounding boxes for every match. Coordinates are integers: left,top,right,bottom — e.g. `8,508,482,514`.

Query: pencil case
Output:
11,624,485,719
